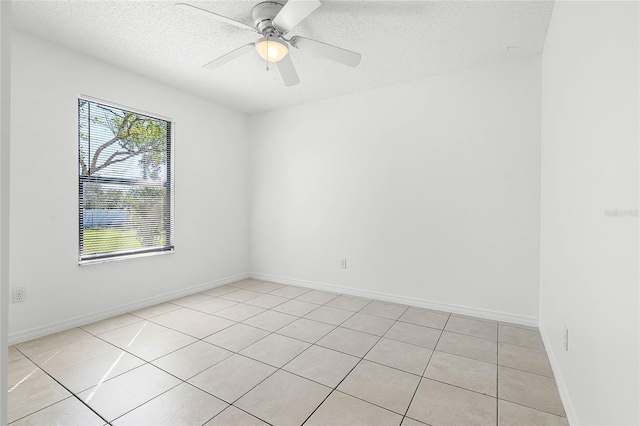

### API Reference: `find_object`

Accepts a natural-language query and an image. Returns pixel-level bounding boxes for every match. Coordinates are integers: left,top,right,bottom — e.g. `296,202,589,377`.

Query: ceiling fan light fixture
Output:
255,36,288,62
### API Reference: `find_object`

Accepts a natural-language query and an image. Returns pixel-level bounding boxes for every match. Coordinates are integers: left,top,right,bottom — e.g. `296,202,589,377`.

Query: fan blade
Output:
273,0,321,33
277,54,300,87
291,36,361,67
175,3,256,32
203,43,255,70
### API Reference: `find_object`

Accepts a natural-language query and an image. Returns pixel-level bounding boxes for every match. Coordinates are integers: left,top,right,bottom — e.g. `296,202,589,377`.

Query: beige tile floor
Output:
7,278,569,425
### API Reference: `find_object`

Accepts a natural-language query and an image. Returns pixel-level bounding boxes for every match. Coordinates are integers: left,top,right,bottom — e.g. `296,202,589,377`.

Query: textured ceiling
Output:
12,0,554,114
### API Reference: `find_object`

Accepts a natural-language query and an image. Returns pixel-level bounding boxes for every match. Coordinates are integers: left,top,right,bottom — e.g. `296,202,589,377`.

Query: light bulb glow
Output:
255,37,288,62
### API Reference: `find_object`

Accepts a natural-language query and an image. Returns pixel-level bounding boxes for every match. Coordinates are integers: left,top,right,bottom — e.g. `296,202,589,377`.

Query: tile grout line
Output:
81,283,340,388
442,327,546,351
10,280,564,424
24,315,235,423
105,291,300,424
18,330,538,420
7,347,94,425
90,337,272,424
18,291,423,424
108,380,185,425
10,283,403,424
167,285,364,425
226,296,381,425
11,338,136,425
97,288,562,421
10,358,112,425
400,312,451,425
494,398,569,419
80,280,286,426
207,404,275,426
299,299,401,425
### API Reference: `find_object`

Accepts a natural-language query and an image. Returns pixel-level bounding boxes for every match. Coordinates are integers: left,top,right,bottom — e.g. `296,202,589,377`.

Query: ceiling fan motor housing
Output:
252,1,285,34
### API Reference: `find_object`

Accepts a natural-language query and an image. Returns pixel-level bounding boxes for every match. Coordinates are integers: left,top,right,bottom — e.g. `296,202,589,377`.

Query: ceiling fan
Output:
175,0,362,87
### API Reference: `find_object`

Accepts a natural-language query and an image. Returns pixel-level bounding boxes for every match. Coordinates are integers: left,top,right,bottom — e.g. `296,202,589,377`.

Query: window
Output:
78,97,174,263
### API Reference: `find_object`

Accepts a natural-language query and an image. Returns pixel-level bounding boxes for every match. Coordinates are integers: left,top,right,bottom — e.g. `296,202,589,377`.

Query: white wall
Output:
1,2,11,423
540,2,639,425
9,31,250,341
250,56,542,324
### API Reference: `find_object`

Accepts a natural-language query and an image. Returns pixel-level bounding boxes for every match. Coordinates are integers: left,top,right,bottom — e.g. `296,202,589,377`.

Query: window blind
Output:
78,98,174,262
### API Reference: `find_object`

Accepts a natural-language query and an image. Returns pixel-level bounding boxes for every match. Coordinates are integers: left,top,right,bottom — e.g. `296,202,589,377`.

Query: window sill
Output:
79,248,174,266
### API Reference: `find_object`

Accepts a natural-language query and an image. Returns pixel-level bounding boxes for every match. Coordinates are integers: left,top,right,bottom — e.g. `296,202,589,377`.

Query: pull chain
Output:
265,39,270,71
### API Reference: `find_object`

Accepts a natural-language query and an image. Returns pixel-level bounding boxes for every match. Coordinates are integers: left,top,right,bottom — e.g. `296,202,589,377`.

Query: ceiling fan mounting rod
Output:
262,27,284,39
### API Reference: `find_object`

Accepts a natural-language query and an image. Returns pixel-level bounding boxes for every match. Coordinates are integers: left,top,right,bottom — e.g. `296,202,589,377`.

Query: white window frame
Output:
78,95,175,265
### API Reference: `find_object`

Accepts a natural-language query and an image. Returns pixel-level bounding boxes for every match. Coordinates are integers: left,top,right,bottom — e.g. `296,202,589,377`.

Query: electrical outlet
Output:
340,259,347,269
12,287,26,303
563,326,569,351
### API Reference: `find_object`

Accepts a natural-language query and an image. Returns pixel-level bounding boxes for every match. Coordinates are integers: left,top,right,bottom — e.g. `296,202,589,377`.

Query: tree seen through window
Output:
78,98,173,261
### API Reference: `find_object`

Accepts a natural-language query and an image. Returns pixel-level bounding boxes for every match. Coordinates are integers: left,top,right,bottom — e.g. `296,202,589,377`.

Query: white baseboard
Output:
539,324,579,425
8,272,250,345
9,271,539,344
250,273,539,327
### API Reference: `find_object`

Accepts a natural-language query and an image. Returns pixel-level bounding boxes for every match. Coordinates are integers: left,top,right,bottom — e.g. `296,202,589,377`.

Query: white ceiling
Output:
12,0,554,114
